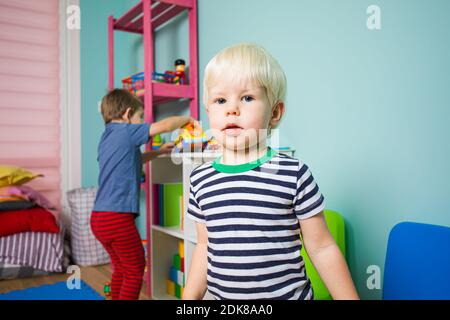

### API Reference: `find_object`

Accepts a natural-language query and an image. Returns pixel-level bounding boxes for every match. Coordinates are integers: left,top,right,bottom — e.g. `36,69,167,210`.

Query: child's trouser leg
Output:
101,242,124,300
110,221,145,300
91,211,144,300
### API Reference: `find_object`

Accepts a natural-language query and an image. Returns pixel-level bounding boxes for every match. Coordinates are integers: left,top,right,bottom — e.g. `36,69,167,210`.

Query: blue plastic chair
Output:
383,221,450,300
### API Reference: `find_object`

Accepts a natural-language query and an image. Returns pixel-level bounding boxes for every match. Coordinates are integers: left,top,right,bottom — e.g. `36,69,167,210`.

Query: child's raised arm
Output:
300,212,359,300
149,116,197,137
183,222,208,300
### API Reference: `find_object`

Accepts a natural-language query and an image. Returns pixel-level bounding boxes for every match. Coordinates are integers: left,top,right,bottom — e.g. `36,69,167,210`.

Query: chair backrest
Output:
383,221,450,300
300,209,346,300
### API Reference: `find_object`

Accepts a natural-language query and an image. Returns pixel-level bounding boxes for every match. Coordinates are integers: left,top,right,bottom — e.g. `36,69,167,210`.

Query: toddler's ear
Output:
269,101,285,129
122,107,132,121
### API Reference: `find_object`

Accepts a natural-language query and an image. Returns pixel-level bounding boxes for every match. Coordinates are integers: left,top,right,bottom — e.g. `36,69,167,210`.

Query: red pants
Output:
90,211,145,300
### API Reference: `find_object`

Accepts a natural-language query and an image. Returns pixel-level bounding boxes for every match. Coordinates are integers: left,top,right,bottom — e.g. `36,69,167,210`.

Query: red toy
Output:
104,281,111,297
161,59,187,85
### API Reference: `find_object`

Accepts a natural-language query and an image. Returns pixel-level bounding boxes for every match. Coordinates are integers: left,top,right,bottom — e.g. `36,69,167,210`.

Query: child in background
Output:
183,44,359,300
91,89,194,300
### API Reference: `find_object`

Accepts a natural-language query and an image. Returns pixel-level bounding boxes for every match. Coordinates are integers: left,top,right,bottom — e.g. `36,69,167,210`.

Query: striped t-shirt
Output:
187,148,326,300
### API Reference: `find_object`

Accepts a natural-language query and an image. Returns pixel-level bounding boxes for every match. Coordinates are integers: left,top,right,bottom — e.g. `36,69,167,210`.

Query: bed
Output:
0,164,71,280
0,225,70,280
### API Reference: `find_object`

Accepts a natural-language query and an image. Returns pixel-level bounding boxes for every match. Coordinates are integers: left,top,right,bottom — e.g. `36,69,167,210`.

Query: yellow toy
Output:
152,134,163,150
173,122,209,153
166,240,186,299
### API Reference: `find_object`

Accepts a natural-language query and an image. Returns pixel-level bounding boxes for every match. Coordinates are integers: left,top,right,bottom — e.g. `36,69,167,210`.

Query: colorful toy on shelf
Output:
166,240,185,299
123,59,188,96
173,122,216,153
151,59,188,85
122,71,144,95
152,71,175,83
204,136,220,152
152,134,163,150
104,282,111,297
172,59,187,85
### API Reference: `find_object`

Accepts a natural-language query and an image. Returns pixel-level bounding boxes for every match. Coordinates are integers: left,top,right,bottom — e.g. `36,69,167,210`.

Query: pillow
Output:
0,185,55,210
0,200,35,212
12,185,54,209
0,166,43,187
0,196,26,202
0,187,27,198
0,207,59,237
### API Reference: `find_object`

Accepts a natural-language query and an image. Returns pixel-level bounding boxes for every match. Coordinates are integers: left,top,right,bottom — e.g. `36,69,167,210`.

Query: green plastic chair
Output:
299,209,346,300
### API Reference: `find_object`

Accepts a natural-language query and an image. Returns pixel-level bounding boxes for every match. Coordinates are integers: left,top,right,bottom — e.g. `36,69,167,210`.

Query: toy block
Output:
177,270,184,287
173,254,181,270
179,241,184,258
166,279,175,296
170,267,178,284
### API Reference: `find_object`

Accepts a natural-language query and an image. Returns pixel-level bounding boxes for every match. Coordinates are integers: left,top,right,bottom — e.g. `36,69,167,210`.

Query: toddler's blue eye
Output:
242,96,254,102
216,98,226,104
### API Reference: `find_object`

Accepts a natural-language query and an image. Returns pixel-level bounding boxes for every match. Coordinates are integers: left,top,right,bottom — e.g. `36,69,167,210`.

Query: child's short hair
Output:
100,89,143,124
203,43,287,107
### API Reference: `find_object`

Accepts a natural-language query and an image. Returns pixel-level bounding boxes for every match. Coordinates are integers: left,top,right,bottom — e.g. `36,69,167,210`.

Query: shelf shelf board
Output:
114,0,194,34
152,224,184,240
185,234,196,243
135,82,194,105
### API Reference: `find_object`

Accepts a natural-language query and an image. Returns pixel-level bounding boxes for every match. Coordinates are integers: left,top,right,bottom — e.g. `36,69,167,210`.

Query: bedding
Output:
0,165,43,187
0,226,66,274
0,185,55,210
0,200,35,211
0,196,26,202
0,207,60,237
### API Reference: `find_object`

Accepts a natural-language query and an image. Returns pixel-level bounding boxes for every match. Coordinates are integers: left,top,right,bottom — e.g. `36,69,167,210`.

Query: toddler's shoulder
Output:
269,152,311,175
270,152,303,167
189,161,215,181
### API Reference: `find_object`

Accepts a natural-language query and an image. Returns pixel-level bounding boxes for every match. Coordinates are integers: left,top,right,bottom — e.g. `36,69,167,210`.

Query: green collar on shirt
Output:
212,147,277,173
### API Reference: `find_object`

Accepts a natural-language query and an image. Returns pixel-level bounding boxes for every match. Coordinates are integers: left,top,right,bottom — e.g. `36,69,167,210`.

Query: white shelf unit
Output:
149,152,217,300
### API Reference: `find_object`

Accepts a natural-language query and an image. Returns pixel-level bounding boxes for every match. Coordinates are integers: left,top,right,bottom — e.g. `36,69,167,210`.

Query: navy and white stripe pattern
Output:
187,152,325,300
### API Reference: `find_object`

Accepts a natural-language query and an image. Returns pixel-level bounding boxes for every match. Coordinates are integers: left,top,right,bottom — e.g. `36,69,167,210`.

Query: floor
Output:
0,264,150,300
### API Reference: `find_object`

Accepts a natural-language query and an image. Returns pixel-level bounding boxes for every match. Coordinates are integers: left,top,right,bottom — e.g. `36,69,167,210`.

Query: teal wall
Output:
80,0,450,299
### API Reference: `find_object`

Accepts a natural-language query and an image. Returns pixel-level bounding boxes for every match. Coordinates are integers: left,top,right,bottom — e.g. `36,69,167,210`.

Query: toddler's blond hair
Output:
203,43,287,108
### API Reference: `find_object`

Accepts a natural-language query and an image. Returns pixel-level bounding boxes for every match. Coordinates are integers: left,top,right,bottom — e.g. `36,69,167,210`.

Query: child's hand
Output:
189,117,201,130
159,142,175,155
150,116,201,136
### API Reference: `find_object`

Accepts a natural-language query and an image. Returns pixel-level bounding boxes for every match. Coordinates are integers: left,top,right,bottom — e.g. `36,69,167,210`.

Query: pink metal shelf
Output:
108,0,199,299
136,82,195,105
113,0,193,34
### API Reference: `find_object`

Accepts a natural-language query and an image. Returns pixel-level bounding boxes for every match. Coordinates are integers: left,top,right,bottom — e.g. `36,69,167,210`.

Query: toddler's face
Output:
206,77,272,152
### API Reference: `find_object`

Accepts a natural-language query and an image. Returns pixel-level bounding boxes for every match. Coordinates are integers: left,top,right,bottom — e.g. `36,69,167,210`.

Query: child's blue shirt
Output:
93,122,150,215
